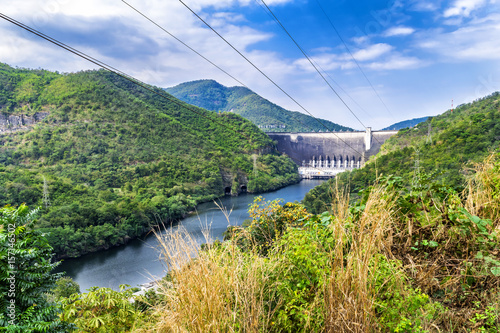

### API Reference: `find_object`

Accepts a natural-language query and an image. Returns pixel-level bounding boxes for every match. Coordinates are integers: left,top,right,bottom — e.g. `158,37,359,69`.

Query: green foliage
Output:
60,285,142,332
225,197,311,255
269,222,335,332
373,255,444,332
0,204,71,332
304,92,500,214
247,154,300,193
0,63,299,258
153,153,500,332
469,304,500,333
49,277,81,301
165,79,354,132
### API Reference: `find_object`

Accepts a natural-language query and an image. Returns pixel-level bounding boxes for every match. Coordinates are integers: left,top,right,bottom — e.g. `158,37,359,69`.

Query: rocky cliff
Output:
0,112,49,133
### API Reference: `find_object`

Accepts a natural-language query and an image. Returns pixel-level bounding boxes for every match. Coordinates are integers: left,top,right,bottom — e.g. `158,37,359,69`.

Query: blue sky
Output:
1,0,499,130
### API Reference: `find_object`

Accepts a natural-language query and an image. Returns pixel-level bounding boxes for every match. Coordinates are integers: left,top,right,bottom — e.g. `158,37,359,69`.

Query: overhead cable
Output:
0,12,253,143
0,12,360,172
121,0,324,136
178,0,365,156
314,0,395,119
259,0,370,131
258,0,383,145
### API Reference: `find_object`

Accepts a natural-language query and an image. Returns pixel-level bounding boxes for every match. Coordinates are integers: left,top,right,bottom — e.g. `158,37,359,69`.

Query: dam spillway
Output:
266,129,398,177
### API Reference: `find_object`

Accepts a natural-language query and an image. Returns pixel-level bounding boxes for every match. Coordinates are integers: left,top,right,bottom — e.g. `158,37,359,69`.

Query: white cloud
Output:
177,0,293,11
292,42,415,75
352,43,393,61
292,54,341,72
3,0,496,131
383,26,415,36
367,55,422,70
444,0,487,17
418,14,500,60
352,36,369,45
409,1,441,11
211,12,246,24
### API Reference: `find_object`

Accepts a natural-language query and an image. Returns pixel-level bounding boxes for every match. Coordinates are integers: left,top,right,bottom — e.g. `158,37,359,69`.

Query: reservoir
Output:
57,179,325,291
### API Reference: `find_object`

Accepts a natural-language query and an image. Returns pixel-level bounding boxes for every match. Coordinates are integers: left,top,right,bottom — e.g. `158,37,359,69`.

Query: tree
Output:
49,276,81,301
0,204,71,332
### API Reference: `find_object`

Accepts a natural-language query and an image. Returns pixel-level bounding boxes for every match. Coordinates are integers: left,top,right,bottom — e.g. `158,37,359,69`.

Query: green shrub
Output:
269,222,334,332
373,255,445,332
60,285,143,332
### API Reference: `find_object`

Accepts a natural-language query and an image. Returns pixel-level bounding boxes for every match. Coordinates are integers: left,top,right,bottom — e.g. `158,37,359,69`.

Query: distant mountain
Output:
0,63,300,258
165,80,353,132
382,117,429,130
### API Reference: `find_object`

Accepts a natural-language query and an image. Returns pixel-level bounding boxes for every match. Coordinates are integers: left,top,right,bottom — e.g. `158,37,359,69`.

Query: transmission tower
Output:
412,149,421,188
252,154,258,178
427,122,432,144
42,176,51,208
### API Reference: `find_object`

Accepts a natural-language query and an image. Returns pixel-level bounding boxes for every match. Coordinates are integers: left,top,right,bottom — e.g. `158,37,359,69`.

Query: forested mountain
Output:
0,63,300,258
382,116,429,130
304,92,500,213
165,79,353,132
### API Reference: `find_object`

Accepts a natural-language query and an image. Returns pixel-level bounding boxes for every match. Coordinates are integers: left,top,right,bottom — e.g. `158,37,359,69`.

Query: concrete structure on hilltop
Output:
266,129,398,178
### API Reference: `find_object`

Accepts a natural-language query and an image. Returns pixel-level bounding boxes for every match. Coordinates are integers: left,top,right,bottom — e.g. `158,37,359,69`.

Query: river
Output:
56,179,325,291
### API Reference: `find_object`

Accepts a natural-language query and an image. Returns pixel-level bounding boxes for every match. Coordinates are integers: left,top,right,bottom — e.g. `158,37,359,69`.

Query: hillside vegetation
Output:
0,63,299,258
165,79,353,132
382,116,429,130
37,152,499,332
304,92,500,214
3,77,500,331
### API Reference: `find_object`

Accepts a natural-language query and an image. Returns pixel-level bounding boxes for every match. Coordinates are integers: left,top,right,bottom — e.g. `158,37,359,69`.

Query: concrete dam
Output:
266,129,398,178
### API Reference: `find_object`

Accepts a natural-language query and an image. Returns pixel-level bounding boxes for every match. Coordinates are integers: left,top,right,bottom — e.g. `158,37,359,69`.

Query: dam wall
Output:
267,129,398,167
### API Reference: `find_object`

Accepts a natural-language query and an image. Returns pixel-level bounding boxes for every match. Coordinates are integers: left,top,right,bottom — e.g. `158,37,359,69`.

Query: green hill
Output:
381,116,429,130
303,92,500,213
165,79,353,132
0,63,300,258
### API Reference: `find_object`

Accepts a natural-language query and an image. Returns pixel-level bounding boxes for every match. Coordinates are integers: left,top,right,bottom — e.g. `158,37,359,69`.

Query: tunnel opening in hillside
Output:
224,187,231,195
240,185,247,193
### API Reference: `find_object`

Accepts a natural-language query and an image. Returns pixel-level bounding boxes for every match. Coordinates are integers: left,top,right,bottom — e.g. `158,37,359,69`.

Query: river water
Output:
56,179,325,291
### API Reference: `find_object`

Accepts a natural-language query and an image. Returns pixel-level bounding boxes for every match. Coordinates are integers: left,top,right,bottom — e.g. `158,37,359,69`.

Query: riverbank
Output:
56,179,324,291
53,175,301,261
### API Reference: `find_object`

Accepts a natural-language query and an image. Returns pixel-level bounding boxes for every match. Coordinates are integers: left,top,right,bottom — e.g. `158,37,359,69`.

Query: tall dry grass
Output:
144,181,404,333
465,153,500,226
139,154,500,332
146,226,281,333
325,183,397,333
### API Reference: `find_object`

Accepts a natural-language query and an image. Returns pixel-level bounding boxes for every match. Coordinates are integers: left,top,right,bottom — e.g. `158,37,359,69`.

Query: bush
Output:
0,204,71,332
60,285,143,332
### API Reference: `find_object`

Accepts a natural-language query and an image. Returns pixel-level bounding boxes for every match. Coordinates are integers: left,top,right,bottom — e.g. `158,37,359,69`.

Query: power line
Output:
259,0,370,131
122,0,247,88
315,63,376,122
257,0,383,146
251,0,375,123
178,0,365,157
121,0,330,137
122,0,377,171
314,0,395,119
0,12,352,175
0,12,252,144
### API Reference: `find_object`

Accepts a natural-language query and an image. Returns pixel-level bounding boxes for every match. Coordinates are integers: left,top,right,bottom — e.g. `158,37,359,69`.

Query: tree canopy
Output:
0,63,300,258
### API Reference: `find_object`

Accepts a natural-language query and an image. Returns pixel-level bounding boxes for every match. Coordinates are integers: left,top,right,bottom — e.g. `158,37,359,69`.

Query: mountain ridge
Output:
382,116,430,130
0,63,300,258
165,79,354,132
